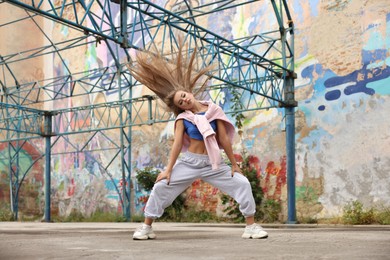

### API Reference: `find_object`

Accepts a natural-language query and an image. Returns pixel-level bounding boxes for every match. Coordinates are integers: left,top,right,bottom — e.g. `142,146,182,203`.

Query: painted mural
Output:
1,0,390,220
292,0,390,218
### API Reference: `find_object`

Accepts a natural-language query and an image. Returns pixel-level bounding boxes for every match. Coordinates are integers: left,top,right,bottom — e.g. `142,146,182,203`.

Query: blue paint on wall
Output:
299,127,332,153
325,90,341,101
362,49,387,64
319,49,390,106
318,105,325,111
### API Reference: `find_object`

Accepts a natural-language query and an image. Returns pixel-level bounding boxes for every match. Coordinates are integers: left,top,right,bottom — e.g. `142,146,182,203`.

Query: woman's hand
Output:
155,169,172,185
231,163,242,177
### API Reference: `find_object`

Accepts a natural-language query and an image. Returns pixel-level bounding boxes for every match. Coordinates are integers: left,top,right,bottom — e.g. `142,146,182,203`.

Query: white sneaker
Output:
242,223,268,239
133,224,157,240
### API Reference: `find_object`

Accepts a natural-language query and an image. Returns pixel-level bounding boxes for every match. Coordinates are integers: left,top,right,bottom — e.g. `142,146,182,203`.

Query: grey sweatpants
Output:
144,152,256,219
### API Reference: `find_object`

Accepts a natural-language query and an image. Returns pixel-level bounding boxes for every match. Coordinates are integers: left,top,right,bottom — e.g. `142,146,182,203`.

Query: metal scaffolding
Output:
0,0,296,222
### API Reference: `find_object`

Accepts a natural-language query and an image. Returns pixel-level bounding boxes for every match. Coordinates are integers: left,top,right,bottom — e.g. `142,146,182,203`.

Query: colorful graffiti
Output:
293,0,390,217
2,0,390,220
50,0,390,219
0,141,44,216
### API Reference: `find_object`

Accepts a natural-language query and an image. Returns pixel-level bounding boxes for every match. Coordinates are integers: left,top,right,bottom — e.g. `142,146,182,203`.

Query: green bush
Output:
136,167,160,191
343,200,375,225
375,207,390,225
0,204,14,221
260,199,281,223
342,201,390,225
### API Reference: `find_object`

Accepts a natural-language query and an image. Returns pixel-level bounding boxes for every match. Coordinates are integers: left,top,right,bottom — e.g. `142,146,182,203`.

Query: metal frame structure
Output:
0,0,296,222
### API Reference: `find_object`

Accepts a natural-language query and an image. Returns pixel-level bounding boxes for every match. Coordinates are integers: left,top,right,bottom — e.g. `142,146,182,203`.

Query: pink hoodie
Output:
175,101,235,169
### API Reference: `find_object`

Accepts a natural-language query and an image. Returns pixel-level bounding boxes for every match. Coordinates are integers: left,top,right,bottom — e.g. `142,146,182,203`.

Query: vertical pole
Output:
284,69,297,223
118,67,130,220
44,113,52,222
127,86,133,220
285,105,296,223
120,0,129,48
120,0,131,220
8,142,16,220
273,0,297,223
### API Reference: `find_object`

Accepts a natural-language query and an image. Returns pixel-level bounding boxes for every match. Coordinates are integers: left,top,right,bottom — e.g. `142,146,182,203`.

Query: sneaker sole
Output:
133,234,156,240
242,234,268,239
251,234,268,239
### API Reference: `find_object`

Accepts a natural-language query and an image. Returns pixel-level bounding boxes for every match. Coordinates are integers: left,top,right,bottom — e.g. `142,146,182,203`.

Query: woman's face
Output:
173,90,195,111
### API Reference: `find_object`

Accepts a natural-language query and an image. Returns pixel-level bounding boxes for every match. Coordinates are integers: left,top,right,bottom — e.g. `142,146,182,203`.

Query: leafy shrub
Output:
343,200,375,225
0,204,14,221
136,167,160,191
342,201,390,225
260,199,281,223
375,207,390,225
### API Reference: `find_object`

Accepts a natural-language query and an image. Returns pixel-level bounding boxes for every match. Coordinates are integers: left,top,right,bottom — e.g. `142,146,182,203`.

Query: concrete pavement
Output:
0,222,389,260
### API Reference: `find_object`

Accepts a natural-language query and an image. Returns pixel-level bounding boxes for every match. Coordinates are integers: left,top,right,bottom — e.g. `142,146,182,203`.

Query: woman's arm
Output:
216,120,242,176
155,119,185,184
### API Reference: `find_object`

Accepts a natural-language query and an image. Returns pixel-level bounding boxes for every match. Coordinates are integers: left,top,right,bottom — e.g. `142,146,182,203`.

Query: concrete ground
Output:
0,222,389,260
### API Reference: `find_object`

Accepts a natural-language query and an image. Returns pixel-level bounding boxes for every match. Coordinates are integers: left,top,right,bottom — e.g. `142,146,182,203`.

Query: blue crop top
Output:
183,112,217,141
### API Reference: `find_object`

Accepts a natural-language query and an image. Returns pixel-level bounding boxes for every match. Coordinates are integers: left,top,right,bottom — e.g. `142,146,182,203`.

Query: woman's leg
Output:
143,161,197,219
245,216,255,225
202,164,268,239
133,159,198,240
202,164,256,218
142,152,208,219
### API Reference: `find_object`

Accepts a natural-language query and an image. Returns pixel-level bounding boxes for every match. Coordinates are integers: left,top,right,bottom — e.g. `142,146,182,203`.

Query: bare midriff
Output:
187,138,208,154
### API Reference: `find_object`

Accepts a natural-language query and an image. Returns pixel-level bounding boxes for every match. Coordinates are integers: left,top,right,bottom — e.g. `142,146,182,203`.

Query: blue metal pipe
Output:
285,106,296,223
44,115,52,222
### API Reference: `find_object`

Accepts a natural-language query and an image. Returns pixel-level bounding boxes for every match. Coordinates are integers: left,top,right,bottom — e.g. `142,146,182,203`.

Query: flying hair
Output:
127,39,214,116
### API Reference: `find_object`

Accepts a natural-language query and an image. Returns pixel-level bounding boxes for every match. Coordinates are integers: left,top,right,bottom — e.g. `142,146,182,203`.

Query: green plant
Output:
260,199,281,223
221,154,267,222
135,167,160,191
0,203,14,221
228,85,246,131
375,207,390,225
342,200,375,225
341,201,390,225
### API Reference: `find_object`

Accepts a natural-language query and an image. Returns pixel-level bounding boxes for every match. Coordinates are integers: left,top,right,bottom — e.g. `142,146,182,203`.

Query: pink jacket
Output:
175,101,235,169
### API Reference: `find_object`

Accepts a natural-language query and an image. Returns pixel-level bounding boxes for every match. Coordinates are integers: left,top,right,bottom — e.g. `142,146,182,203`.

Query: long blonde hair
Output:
127,40,214,115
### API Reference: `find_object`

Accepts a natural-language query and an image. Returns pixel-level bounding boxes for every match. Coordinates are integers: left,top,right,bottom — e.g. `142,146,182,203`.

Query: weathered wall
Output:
0,5,46,217
292,0,390,218
1,0,389,220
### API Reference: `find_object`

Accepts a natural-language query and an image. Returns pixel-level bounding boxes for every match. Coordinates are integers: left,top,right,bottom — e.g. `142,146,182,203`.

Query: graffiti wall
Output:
130,0,390,219
1,0,389,220
292,0,390,218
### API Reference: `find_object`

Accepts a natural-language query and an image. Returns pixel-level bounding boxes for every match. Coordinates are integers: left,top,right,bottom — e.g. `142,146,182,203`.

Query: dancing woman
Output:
128,41,268,240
